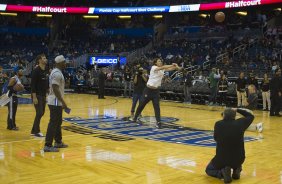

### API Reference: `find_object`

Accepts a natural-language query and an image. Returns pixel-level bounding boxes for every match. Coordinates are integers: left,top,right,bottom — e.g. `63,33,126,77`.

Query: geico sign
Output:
92,57,118,64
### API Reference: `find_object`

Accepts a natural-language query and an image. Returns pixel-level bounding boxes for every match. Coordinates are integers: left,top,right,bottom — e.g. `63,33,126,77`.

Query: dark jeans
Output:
270,94,281,115
31,95,46,134
209,86,218,103
124,81,132,97
7,96,18,129
134,87,160,122
131,93,142,113
45,105,63,146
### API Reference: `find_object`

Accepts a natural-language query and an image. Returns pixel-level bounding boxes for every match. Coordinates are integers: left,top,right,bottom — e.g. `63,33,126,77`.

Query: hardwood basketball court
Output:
0,94,281,184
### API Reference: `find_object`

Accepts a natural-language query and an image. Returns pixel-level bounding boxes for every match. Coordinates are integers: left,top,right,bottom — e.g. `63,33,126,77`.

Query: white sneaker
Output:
256,122,263,133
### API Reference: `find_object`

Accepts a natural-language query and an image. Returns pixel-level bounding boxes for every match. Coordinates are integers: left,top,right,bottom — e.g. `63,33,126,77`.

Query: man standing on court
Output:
6,67,24,130
133,58,180,128
44,55,69,152
270,68,282,116
208,68,220,106
236,72,247,107
98,68,106,99
205,108,254,183
31,54,48,137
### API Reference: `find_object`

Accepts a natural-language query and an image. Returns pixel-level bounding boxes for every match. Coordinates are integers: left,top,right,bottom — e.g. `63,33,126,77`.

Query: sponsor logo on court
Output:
64,116,259,147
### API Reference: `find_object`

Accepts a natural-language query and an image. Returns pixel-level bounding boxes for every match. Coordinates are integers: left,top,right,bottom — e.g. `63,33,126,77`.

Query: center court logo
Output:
225,0,261,8
63,116,260,147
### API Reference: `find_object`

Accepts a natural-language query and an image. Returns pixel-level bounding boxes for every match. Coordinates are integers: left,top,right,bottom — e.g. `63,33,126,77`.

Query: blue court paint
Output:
64,116,260,147
18,97,32,104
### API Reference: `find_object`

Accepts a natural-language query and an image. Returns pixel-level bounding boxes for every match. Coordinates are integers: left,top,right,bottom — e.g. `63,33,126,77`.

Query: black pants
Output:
270,94,281,115
7,96,18,129
31,95,46,134
45,105,63,146
134,87,161,122
131,93,142,113
218,92,227,105
98,84,105,98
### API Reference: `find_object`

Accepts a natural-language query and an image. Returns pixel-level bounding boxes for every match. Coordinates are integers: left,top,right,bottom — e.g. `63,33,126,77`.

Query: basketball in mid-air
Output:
13,84,24,92
215,12,225,23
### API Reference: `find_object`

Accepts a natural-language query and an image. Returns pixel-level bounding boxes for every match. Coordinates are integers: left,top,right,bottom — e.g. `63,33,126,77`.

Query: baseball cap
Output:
55,55,66,63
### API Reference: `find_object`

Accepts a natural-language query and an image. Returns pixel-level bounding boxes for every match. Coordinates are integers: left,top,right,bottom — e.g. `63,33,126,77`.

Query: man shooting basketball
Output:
133,58,181,128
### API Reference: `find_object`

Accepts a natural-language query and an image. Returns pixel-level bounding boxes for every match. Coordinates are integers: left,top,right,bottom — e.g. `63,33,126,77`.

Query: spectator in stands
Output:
272,62,279,74
123,67,132,98
205,108,254,184
218,74,228,106
261,73,271,111
236,72,247,107
98,68,106,99
241,62,247,71
130,67,148,118
208,68,220,106
270,68,282,116
183,70,193,104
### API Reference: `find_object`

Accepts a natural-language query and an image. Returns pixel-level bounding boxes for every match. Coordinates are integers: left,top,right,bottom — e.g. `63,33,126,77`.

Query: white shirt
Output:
147,66,165,88
47,68,65,106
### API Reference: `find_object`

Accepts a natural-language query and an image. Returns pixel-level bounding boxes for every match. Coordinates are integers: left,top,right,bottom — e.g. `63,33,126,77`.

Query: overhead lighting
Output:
0,13,17,16
199,14,209,18
274,8,281,11
36,14,52,18
118,15,131,19
83,15,99,19
236,12,247,16
153,15,163,19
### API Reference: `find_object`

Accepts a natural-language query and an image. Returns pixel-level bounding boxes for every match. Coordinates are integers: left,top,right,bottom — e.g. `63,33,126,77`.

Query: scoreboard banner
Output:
0,0,281,14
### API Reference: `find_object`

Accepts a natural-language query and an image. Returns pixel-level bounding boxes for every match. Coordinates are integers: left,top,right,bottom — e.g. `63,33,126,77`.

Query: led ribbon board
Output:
0,0,281,14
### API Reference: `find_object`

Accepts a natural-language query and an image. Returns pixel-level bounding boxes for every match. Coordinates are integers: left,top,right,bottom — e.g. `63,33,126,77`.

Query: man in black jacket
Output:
205,108,254,183
270,68,282,116
31,54,48,137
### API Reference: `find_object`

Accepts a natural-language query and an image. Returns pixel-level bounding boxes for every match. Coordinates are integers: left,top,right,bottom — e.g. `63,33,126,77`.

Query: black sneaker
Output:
32,132,45,137
54,142,68,148
44,146,59,152
156,122,162,129
221,166,232,183
232,167,242,180
8,127,19,131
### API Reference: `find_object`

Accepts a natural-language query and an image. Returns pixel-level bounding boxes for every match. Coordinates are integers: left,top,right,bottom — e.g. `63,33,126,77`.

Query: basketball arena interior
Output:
0,0,282,183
